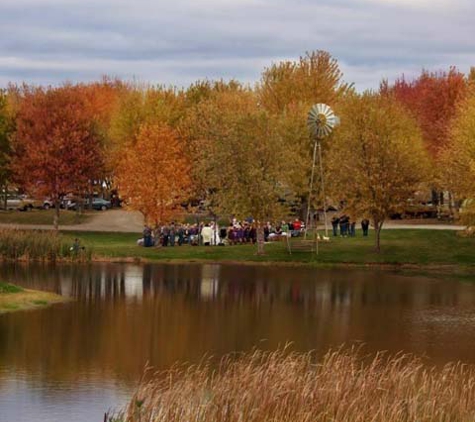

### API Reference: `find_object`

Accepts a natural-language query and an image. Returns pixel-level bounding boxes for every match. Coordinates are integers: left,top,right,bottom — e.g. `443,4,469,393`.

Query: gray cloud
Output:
0,0,474,90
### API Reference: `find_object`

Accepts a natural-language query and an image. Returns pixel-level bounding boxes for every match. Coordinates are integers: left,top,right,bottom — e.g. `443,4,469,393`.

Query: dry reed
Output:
111,348,475,422
0,228,90,261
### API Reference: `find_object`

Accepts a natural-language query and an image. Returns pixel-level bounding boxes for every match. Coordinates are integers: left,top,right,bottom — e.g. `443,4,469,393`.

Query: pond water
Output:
1,263,475,422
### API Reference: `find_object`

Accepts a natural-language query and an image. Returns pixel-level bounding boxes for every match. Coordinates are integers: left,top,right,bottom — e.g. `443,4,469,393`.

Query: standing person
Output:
189,224,197,245
169,222,176,246
219,226,227,245
227,224,235,245
201,223,213,246
249,223,257,244
236,222,244,244
331,215,340,237
177,224,184,246
339,215,345,237
361,218,370,236
162,224,169,247
143,225,152,247
264,222,270,242
350,220,356,237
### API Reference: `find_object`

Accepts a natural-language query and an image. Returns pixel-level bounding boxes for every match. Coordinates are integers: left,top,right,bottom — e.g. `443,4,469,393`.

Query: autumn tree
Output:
77,77,125,194
109,84,185,153
258,50,351,114
388,68,467,158
12,85,104,229
0,89,14,208
180,82,255,209
440,87,475,211
182,87,290,253
115,123,190,226
328,92,429,251
257,51,352,211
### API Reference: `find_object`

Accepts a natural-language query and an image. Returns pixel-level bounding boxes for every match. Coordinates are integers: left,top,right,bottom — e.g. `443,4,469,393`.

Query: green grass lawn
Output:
0,209,91,225
65,229,475,269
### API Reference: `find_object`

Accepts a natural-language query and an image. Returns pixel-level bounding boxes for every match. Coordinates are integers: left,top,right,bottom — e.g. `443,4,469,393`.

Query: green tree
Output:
182,88,290,253
440,87,475,204
328,92,429,251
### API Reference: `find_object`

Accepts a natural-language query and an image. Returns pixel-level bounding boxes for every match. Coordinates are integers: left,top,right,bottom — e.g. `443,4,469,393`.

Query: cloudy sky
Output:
0,0,474,90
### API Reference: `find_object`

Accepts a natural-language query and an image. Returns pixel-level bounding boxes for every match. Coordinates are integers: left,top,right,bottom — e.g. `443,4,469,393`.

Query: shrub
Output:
0,282,24,294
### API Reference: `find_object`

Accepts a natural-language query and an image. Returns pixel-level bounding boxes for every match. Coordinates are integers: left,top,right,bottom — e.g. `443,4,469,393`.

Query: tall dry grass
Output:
111,348,475,422
0,228,90,261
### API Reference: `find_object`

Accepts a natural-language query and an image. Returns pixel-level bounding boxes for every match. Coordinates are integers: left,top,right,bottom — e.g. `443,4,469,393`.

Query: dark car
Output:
68,198,111,211
90,198,111,211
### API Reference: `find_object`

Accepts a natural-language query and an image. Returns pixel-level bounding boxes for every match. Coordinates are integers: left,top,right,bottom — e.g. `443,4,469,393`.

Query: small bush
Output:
0,282,24,294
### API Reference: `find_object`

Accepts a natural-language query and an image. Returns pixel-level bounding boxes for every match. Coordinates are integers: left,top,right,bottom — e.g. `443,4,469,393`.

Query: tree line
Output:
0,51,474,251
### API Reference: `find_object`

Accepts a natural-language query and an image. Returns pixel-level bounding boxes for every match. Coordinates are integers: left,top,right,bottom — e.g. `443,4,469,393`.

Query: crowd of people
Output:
138,215,372,247
331,215,370,237
138,218,306,248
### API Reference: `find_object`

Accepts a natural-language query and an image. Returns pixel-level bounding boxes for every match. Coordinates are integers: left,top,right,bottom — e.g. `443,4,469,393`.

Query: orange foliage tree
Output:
77,78,125,196
12,85,104,229
115,123,190,226
387,68,467,158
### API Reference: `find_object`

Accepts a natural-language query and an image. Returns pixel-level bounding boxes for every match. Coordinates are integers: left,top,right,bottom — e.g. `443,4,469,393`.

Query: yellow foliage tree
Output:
115,124,190,226
258,50,351,114
441,89,475,200
257,51,352,210
328,93,429,251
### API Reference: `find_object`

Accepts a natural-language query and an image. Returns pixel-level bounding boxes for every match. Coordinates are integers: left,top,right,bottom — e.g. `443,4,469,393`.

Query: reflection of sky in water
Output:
412,309,475,327
0,263,475,422
0,370,129,422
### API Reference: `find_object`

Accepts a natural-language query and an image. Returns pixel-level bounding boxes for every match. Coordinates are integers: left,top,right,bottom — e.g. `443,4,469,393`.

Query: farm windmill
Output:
305,103,339,238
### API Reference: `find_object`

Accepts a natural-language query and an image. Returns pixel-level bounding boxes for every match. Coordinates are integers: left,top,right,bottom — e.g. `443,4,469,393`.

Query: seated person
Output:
292,218,302,237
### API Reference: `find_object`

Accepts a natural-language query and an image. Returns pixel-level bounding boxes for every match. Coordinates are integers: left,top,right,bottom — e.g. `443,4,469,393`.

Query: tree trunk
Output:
373,217,383,253
75,203,82,224
53,199,60,231
2,183,7,210
256,224,265,255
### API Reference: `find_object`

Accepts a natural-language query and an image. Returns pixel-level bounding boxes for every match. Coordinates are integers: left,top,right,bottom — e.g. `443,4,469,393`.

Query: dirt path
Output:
0,209,145,232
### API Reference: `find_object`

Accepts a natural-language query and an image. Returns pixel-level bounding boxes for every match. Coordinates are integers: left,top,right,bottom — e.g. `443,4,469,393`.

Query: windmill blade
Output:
307,103,338,139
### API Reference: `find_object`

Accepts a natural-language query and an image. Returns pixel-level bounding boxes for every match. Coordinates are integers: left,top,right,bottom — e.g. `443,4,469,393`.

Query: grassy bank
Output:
0,209,91,225
0,282,67,314
109,348,475,422
67,229,475,269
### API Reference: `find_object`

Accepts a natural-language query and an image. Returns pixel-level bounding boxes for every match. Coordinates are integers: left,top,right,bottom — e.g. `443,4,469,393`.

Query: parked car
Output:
69,198,111,211
90,198,112,211
390,201,438,219
44,196,76,210
5,194,25,210
4,195,41,211
43,199,54,209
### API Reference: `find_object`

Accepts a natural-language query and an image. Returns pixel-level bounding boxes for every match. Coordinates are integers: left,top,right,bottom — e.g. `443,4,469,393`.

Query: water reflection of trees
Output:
1,263,475,385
